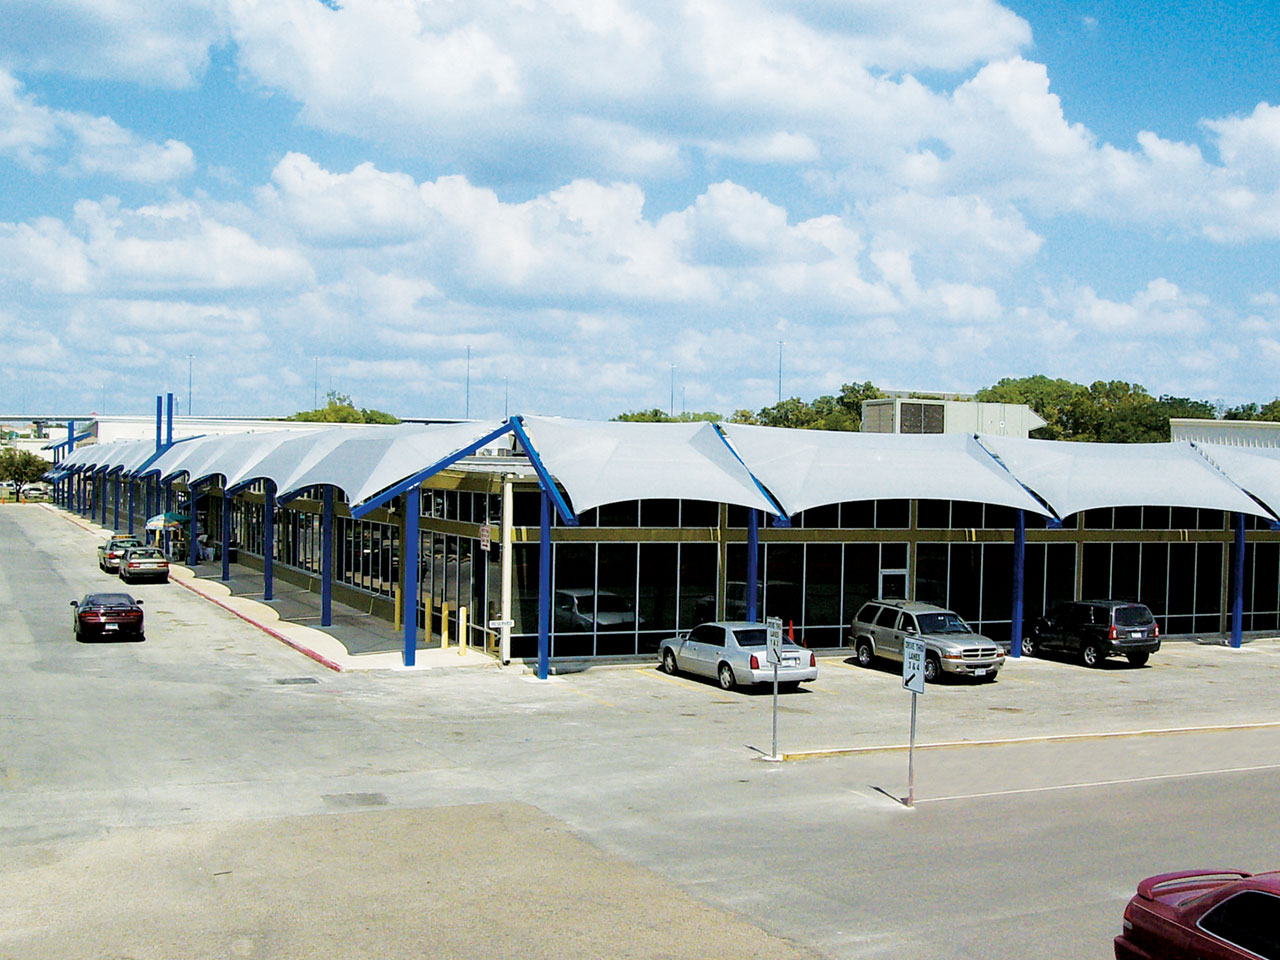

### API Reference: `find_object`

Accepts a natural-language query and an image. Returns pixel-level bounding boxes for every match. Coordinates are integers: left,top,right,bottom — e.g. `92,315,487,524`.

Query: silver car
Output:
659,621,818,691
849,600,1005,682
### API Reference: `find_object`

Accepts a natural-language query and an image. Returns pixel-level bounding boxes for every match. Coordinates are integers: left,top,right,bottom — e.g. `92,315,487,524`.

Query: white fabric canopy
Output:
519,416,778,515
979,436,1271,519
1192,443,1280,519
720,423,1051,517
279,420,508,506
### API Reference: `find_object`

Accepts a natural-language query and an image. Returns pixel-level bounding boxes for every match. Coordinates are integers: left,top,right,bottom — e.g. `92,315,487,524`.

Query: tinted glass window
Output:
856,603,881,624
702,625,726,647
734,628,767,647
896,614,916,632
1114,605,1155,627
917,612,972,634
874,606,900,627
1199,891,1280,960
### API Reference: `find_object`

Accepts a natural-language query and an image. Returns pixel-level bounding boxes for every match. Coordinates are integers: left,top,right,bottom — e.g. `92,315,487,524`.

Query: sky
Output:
2,0,1279,421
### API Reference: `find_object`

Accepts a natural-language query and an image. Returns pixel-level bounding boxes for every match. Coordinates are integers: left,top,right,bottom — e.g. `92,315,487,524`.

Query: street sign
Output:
488,618,515,629
902,637,926,694
479,523,491,551
766,616,784,665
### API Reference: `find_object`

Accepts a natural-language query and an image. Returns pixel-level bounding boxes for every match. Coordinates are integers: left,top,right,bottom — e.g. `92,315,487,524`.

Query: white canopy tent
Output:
518,416,780,516
719,423,1052,518
1191,443,1280,520
978,436,1273,520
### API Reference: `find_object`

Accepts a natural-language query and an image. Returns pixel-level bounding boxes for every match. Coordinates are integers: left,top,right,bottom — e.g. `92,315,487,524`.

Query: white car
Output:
659,621,818,691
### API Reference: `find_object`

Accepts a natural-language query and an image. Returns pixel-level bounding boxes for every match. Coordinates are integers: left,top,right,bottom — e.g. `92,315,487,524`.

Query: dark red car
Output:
1115,869,1280,959
70,593,145,641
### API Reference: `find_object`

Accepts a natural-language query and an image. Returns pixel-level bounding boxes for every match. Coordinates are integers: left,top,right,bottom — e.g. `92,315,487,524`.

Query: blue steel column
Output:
221,490,231,582
746,509,760,622
155,396,162,451
163,482,173,556
321,486,334,627
263,481,275,601
1011,509,1026,658
538,489,551,679
113,477,120,530
1231,511,1245,649
402,486,420,665
127,479,135,534
166,393,174,446
100,476,108,525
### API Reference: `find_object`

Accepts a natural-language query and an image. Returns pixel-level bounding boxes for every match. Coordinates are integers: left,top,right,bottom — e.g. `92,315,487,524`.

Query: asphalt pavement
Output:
3,503,1279,959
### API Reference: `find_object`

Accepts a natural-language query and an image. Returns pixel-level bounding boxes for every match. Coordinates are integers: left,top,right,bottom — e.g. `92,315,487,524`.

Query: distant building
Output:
1171,419,1280,448
861,394,1046,438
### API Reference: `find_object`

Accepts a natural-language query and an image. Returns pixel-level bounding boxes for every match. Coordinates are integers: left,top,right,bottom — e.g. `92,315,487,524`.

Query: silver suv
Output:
849,600,1005,683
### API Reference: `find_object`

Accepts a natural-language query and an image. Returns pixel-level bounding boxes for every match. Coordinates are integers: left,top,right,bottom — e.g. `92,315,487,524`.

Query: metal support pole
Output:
500,476,514,664
127,479,135,534
263,481,275,601
113,477,120,531
746,509,760,622
538,489,551,680
100,476,108,525
1011,509,1026,658
1231,511,1245,649
321,486,333,627
165,393,174,447
221,491,231,582
907,692,918,808
188,491,200,565
402,486,420,665
155,396,162,451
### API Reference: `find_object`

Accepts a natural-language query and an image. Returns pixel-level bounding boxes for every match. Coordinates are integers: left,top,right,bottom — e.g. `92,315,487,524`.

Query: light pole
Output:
185,354,195,416
504,376,509,419
466,345,471,419
313,356,319,410
669,364,676,418
777,340,784,404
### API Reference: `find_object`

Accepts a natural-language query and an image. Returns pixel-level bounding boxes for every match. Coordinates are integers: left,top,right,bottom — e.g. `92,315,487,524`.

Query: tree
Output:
0,448,52,485
612,409,723,423
287,390,399,424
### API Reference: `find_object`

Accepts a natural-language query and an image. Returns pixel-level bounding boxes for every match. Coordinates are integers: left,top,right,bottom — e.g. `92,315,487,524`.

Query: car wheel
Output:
717,662,736,690
1082,643,1103,668
923,653,941,683
856,639,874,668
1126,651,1150,667
1021,634,1037,657
662,649,678,675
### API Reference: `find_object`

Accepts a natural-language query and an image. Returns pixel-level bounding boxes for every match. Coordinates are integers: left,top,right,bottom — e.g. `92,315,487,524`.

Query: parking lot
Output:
3,502,1280,958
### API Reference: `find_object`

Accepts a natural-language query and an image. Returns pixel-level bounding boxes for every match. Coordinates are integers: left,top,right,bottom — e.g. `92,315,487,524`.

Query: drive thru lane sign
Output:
766,617,784,665
903,637,926,694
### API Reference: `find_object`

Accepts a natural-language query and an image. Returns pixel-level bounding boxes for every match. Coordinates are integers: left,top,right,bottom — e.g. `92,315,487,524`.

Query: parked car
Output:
70,593,145,641
849,600,1005,682
1028,600,1160,667
658,621,818,691
118,545,170,584
1115,869,1280,959
97,535,143,572
554,588,643,632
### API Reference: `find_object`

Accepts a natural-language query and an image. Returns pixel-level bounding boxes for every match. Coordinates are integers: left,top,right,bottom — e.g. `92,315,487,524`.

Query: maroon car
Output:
70,593,145,642
1115,869,1280,959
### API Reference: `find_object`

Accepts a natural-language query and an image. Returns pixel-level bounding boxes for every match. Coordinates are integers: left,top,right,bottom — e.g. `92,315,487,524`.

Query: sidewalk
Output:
49,503,499,673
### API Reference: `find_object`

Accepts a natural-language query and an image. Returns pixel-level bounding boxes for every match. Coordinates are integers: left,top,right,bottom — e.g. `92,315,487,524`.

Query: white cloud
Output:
0,67,195,182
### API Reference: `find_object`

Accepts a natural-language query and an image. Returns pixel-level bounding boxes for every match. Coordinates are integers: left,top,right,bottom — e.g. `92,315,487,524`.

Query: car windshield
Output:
83,594,135,607
734,628,768,646
1114,605,1155,626
916,612,972,634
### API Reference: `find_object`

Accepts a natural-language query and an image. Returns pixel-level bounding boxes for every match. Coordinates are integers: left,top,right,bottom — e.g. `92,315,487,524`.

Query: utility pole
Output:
466,345,471,419
777,340,784,404
313,356,319,410
186,354,195,415
504,376,509,419
669,364,676,418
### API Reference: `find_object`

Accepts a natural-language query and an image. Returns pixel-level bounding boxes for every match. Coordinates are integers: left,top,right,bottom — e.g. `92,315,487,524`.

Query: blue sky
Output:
2,0,1279,421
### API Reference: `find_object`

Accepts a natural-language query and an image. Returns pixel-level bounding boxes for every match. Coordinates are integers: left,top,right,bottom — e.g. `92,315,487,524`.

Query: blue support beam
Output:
127,479,135,535
538,489,551,679
321,486,333,627
188,489,201,566
100,474,108,526
263,480,275,601
1011,509,1026,657
746,509,760,622
155,396,162,451
402,486,420,665
508,417,579,526
1231,511,1245,649
221,490,231,582
710,423,791,526
113,477,120,531
165,393,174,447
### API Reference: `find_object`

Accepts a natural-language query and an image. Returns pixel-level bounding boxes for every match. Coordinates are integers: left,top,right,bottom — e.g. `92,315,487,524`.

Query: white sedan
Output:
658,621,818,691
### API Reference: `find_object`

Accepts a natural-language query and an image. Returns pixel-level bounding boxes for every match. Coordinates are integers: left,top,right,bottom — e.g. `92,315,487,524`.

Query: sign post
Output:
902,636,926,807
766,616,783,760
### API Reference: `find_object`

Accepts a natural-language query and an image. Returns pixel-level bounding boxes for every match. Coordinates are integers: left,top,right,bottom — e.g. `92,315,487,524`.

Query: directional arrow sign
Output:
903,637,926,694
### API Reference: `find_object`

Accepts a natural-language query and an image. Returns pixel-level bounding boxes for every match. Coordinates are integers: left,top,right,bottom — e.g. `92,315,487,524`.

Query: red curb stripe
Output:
171,575,345,672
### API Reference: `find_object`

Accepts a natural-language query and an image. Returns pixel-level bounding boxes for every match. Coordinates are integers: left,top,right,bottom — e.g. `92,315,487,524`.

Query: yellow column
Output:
441,602,450,649
458,606,468,655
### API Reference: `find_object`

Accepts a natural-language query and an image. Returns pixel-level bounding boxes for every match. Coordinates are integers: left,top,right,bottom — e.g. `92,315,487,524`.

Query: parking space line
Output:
918,762,1280,805
556,684,616,707
637,669,734,701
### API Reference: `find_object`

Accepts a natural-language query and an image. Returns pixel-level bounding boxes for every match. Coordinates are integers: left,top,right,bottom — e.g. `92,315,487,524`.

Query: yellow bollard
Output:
441,602,450,650
458,606,468,656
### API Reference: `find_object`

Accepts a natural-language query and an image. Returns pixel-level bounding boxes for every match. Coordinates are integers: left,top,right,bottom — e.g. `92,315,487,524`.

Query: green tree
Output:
0,448,52,485
612,409,723,423
287,390,399,424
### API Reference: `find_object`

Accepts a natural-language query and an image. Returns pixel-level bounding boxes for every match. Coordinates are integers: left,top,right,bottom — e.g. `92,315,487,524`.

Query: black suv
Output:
1027,601,1160,667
